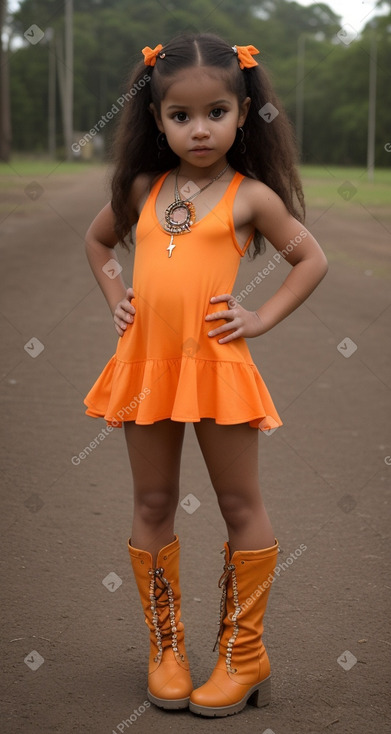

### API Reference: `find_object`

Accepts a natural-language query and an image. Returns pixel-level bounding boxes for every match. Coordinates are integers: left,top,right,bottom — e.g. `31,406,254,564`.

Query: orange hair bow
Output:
232,44,260,69
142,44,164,67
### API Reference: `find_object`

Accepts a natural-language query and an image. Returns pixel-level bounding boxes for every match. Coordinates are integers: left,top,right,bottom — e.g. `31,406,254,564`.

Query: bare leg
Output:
124,419,186,564
194,419,275,553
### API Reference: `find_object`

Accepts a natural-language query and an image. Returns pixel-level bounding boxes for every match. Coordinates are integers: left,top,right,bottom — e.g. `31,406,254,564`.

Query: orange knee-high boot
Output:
128,534,193,709
189,538,279,717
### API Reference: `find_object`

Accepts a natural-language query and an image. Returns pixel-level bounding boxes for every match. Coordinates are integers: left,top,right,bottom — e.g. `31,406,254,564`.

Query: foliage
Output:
7,0,391,165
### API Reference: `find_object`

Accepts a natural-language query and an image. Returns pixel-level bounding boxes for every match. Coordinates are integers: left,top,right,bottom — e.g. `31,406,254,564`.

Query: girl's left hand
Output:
205,294,265,344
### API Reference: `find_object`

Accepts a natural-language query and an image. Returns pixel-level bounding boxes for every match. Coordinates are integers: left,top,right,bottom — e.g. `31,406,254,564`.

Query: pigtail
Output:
110,61,178,247
227,64,305,258
110,33,305,257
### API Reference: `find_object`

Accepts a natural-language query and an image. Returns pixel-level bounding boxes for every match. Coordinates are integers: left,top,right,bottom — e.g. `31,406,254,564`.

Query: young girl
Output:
84,33,328,718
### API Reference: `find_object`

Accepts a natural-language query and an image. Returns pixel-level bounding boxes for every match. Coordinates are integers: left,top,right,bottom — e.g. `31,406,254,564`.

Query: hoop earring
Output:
157,132,168,151
237,127,246,154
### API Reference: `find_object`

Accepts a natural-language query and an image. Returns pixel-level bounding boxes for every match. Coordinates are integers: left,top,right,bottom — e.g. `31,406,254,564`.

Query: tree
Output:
6,0,391,166
0,0,11,161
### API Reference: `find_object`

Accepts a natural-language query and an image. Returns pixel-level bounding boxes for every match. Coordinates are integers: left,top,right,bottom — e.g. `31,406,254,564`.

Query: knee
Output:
135,486,178,525
217,491,259,529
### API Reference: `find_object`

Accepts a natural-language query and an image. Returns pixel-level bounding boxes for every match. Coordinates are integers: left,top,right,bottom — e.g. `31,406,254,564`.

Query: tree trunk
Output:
0,0,12,162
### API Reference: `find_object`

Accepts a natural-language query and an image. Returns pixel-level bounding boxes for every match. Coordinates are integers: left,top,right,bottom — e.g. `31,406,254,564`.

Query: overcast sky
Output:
7,0,389,33
289,0,388,32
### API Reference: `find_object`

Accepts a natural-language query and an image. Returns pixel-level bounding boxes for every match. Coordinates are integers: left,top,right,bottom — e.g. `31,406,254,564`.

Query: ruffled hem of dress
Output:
84,355,283,432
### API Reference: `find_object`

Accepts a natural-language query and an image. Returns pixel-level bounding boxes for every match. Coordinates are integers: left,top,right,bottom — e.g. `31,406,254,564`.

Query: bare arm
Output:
252,186,328,334
85,202,127,313
85,175,152,336
206,181,328,342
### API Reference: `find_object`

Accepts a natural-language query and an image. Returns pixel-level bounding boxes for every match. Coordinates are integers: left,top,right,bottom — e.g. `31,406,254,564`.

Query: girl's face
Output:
151,66,250,171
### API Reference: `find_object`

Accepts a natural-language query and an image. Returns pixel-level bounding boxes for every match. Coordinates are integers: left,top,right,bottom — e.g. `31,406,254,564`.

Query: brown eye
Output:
174,112,188,122
210,108,224,119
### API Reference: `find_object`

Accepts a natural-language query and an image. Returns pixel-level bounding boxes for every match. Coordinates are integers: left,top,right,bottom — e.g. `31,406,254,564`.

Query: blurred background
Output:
1,6,390,733
1,0,390,169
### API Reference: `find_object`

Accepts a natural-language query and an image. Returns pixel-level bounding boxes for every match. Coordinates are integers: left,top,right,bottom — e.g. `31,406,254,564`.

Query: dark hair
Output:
111,32,305,258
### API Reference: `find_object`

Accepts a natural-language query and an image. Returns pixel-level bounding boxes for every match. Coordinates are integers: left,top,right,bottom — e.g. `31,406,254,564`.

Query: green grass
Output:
300,165,391,209
0,158,100,177
0,158,390,210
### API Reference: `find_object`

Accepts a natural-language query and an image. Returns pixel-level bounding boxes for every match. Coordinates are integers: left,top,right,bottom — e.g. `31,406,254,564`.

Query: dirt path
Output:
1,167,390,734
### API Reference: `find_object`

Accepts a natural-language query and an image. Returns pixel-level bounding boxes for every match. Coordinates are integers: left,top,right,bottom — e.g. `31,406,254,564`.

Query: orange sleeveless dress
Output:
84,170,283,432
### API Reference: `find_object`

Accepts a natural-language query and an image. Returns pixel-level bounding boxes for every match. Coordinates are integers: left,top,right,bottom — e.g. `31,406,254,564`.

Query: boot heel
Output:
248,675,271,708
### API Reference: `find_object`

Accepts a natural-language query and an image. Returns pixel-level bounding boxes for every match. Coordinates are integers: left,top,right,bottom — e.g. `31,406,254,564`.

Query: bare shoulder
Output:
238,176,283,210
234,175,286,229
86,172,164,247
129,171,164,216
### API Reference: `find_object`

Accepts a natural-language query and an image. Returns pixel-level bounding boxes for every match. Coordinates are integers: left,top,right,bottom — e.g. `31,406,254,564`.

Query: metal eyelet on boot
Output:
149,570,163,663
214,562,241,674
149,566,184,665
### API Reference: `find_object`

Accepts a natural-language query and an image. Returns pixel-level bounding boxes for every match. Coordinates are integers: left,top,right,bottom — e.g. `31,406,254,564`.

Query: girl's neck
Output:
175,157,231,183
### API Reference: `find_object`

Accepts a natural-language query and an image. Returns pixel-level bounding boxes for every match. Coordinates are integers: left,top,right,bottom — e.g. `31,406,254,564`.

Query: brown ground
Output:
1,166,390,734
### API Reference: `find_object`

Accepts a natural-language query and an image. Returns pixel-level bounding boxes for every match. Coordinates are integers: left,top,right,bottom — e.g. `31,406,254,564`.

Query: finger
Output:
126,287,135,300
205,310,232,322
210,294,237,308
117,297,135,316
210,293,233,304
217,330,241,344
119,305,135,319
114,314,132,330
208,321,239,338
115,321,126,337
115,321,128,332
122,300,136,315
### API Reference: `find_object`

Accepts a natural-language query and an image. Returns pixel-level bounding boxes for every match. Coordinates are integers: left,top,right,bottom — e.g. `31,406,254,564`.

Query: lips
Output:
191,147,212,151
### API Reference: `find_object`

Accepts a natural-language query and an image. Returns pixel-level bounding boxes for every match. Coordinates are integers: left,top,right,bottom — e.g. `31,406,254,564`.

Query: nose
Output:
191,118,211,139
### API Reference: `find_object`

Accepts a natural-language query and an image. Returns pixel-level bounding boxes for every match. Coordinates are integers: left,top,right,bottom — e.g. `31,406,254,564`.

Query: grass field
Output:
0,158,98,182
0,158,390,211
300,165,391,209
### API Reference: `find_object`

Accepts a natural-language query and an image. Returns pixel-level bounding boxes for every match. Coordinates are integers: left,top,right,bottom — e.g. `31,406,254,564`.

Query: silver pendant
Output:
167,236,176,258
164,199,196,235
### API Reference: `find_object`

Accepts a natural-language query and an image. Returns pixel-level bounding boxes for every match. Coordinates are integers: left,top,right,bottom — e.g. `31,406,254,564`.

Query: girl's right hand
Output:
113,287,136,337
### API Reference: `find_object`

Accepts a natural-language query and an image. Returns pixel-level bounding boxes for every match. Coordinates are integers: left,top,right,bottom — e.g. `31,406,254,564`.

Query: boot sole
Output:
147,689,190,710
189,675,271,717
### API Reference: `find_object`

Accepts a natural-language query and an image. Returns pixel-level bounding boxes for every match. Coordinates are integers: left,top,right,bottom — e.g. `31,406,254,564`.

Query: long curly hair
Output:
111,32,305,258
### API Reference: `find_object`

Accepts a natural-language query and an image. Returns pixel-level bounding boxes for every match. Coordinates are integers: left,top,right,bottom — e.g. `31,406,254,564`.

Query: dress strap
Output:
222,171,246,209
139,169,172,225
149,169,172,204
148,168,243,210
221,172,254,257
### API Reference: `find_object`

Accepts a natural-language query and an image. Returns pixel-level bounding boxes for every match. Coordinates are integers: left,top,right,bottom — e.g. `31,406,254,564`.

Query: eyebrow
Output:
166,99,232,110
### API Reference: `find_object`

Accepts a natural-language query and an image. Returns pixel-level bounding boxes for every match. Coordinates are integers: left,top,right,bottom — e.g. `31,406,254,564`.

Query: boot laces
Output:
213,562,241,674
148,566,184,664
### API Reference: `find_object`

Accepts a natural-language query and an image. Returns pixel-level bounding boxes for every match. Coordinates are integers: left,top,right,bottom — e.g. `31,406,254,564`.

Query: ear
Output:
238,96,251,127
149,102,164,132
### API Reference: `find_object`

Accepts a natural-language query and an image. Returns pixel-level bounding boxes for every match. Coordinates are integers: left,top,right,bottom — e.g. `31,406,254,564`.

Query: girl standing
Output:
84,33,328,717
